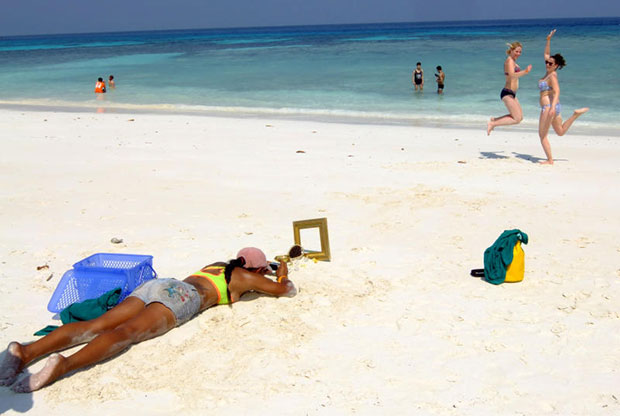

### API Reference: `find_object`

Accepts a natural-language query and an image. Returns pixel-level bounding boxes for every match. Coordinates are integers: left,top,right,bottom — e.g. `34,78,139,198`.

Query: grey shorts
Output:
129,278,201,325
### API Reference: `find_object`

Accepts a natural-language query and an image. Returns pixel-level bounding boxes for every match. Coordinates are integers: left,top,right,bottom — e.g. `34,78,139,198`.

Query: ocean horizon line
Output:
2,16,618,39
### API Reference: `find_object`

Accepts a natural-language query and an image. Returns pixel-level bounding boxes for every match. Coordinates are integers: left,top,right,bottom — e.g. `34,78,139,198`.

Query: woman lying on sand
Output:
487,41,532,135
537,29,589,165
0,247,296,392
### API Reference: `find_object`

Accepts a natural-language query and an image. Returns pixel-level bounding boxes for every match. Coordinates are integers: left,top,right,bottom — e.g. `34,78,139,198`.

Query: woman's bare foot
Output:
574,107,589,115
487,119,495,136
539,160,554,165
0,342,26,386
12,353,66,393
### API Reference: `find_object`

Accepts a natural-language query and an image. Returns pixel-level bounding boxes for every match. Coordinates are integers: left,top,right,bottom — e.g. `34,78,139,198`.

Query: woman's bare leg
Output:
0,297,145,386
12,302,175,393
552,108,589,136
487,97,523,135
539,109,555,164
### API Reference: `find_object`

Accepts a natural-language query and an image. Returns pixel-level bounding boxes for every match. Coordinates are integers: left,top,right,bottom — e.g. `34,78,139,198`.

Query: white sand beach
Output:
1,108,619,415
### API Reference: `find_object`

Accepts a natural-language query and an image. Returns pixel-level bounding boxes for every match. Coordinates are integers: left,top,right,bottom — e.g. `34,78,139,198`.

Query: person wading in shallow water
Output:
94,77,106,93
412,62,424,91
435,66,445,94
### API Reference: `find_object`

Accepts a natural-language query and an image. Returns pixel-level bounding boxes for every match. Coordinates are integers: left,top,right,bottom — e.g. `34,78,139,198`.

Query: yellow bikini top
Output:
189,266,231,305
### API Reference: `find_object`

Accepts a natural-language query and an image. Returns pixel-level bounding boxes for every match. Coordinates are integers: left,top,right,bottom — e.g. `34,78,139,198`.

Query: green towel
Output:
483,229,528,285
34,288,122,336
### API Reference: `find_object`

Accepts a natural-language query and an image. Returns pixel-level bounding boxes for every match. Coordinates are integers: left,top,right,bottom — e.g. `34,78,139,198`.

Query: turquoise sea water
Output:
0,18,619,133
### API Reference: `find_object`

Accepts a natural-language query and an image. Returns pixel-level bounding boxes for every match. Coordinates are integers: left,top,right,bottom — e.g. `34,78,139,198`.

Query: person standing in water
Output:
537,29,589,165
435,66,445,94
412,62,424,91
108,75,115,89
487,42,532,135
94,77,106,93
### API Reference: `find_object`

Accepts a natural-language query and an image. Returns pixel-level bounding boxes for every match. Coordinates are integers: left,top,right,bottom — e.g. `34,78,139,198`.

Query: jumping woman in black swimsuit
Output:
487,42,532,135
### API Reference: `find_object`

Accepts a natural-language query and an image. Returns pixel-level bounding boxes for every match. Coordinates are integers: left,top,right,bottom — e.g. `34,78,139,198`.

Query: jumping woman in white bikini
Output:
537,29,589,165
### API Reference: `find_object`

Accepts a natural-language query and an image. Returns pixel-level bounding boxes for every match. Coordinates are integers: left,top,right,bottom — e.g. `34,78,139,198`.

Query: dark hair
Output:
552,53,566,69
416,62,421,66
289,244,303,258
109,75,114,80
97,77,103,82
224,256,245,283
436,65,442,70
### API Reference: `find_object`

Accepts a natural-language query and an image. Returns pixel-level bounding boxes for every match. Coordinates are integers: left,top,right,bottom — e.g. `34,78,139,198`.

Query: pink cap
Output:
236,247,272,271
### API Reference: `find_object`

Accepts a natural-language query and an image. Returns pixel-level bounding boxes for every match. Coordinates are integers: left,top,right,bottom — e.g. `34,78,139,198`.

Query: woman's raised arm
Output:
544,29,556,61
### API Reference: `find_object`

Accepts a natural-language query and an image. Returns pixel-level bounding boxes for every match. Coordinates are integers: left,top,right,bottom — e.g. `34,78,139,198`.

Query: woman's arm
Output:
504,57,513,79
515,65,532,78
505,58,532,79
544,29,556,61
233,264,297,298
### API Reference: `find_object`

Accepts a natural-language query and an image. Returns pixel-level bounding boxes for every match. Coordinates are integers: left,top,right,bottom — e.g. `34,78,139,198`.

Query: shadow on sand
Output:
479,151,568,164
0,358,34,414
479,151,509,159
0,388,34,413
512,152,568,163
511,152,545,163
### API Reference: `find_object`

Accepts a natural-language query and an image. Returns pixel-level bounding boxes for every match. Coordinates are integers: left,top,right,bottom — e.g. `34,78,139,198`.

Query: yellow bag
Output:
504,240,525,282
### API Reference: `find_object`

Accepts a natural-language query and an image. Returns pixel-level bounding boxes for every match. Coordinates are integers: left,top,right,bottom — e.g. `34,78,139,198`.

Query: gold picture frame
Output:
292,217,331,261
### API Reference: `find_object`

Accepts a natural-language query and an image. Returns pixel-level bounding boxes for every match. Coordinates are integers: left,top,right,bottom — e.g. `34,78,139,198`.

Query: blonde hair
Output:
506,41,522,55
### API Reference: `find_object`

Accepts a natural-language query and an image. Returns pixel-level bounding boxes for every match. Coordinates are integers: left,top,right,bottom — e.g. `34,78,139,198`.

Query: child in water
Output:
435,66,445,94
94,77,106,93
412,62,424,91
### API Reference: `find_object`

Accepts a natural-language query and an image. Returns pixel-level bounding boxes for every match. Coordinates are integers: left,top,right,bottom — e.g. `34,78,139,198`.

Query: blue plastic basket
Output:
47,253,157,313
